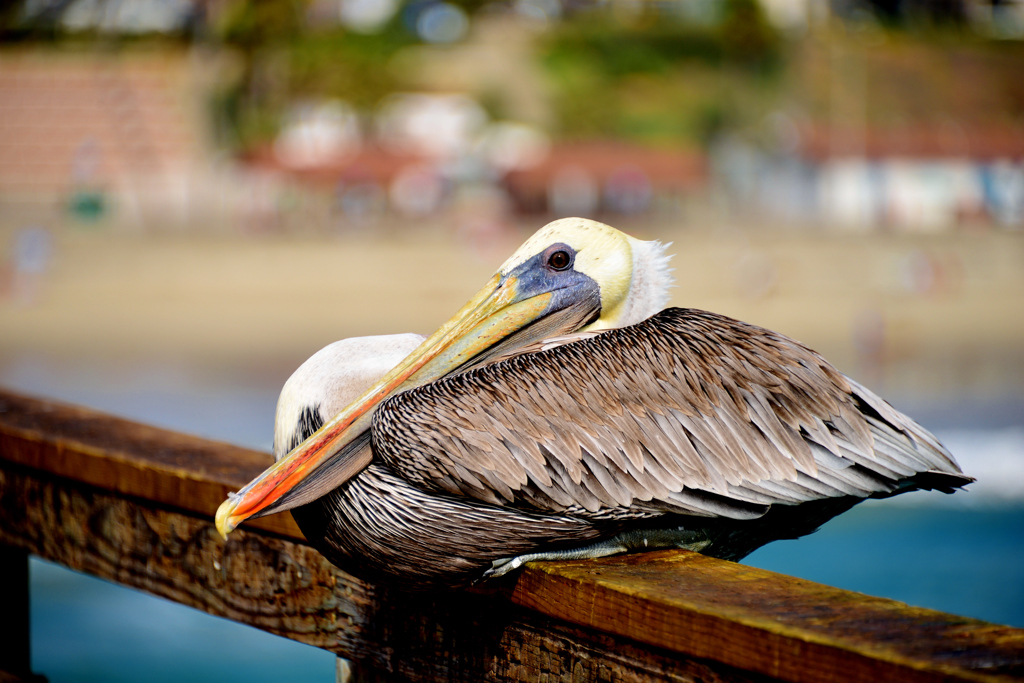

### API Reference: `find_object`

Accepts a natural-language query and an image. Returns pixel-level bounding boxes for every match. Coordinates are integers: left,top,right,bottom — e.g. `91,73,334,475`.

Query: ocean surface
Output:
3,357,1023,682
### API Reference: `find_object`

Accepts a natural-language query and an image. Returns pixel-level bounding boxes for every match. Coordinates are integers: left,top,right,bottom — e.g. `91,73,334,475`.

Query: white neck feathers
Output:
612,237,674,328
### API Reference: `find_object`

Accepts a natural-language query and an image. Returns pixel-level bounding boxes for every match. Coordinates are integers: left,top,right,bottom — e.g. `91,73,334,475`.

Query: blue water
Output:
4,358,1023,680
746,503,1024,627
30,559,336,683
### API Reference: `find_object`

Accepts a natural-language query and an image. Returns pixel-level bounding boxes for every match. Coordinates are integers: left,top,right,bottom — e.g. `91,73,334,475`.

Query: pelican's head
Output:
498,217,673,331
216,218,673,537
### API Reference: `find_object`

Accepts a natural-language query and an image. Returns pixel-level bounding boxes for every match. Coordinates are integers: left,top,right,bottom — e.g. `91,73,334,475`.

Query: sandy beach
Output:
1,219,1022,402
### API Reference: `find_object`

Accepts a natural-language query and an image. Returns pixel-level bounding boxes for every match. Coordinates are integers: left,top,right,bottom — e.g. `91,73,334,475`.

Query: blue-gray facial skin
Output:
503,243,603,322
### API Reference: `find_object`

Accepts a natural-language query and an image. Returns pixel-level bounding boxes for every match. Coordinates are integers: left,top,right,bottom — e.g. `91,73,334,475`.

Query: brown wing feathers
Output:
372,308,967,521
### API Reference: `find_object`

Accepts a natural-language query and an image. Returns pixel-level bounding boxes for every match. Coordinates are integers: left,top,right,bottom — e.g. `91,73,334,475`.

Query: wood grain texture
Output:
513,552,1024,683
1,388,1022,683
0,389,301,539
0,465,763,683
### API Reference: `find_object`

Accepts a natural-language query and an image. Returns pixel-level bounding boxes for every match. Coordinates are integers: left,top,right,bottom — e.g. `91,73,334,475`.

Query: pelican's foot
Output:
482,539,628,580
480,527,712,581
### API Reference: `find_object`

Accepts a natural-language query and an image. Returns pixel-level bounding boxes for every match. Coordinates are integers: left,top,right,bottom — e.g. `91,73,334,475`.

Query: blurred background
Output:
1,0,1022,680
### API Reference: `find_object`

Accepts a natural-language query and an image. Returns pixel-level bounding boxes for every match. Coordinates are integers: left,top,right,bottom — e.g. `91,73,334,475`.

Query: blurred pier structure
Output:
2,388,1024,683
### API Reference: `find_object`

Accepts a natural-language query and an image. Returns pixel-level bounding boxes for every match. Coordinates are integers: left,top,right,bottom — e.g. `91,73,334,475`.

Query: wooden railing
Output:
1,388,1022,683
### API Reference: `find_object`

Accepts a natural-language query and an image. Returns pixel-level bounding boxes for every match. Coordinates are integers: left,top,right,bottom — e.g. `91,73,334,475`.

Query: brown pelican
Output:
217,218,971,589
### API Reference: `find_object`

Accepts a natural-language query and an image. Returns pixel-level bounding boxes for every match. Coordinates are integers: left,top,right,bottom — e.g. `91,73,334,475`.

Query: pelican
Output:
217,218,971,589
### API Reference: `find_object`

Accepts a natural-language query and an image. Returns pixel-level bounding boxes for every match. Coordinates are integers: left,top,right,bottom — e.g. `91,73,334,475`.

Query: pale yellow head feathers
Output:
500,218,674,330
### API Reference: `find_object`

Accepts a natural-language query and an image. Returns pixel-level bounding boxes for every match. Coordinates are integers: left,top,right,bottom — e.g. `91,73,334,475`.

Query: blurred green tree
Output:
540,0,783,145
213,0,416,148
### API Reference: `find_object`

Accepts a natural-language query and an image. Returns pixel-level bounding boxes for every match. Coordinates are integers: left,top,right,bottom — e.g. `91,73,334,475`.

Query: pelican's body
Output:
221,218,971,590
273,335,615,587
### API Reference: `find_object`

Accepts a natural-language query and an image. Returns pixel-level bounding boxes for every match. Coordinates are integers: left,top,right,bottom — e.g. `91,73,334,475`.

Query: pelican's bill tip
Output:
215,495,239,539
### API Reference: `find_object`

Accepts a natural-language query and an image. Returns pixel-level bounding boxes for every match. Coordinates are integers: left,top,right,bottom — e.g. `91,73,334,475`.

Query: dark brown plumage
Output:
219,218,971,590
292,309,969,590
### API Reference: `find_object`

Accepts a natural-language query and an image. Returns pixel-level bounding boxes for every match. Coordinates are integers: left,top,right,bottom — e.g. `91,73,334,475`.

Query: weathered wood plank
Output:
514,552,1024,683
2,388,1023,683
0,389,300,539
0,465,762,683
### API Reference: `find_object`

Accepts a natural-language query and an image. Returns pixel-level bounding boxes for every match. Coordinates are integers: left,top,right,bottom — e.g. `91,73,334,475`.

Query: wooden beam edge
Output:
1,465,778,683
3,388,1023,683
513,554,1024,683
0,390,303,540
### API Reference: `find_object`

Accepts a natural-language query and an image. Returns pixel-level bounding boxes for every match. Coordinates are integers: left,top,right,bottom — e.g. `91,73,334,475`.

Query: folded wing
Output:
373,308,970,521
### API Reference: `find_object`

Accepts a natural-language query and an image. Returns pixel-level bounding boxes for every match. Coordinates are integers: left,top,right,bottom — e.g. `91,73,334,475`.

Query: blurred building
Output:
0,51,227,228
248,115,709,225
504,141,707,218
243,93,481,226
244,140,432,225
715,123,1024,231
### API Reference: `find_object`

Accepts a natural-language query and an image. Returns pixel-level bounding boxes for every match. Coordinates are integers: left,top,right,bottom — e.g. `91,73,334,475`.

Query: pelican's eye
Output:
547,250,572,271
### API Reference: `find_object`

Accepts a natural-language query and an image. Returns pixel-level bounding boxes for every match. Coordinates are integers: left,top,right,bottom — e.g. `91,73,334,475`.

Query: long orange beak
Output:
215,273,554,538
